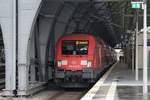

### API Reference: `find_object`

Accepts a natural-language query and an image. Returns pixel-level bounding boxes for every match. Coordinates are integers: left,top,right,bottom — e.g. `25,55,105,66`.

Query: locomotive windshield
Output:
62,40,88,55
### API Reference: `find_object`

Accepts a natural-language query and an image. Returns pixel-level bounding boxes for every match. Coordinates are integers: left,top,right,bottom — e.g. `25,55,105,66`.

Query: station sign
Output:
132,3,141,9
131,0,143,9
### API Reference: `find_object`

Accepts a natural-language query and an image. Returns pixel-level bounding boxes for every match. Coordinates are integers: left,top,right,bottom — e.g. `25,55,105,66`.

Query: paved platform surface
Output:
0,88,86,100
82,63,150,100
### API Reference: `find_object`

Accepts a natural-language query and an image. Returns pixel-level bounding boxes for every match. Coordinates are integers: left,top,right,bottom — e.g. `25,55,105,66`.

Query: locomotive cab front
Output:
54,35,97,84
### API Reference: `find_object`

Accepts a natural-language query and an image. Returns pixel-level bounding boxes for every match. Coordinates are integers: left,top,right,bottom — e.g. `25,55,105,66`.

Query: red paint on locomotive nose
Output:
54,33,116,86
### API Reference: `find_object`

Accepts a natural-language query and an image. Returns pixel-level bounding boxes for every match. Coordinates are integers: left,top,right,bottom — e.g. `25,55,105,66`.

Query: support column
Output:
135,10,139,81
17,0,42,96
132,33,135,71
143,0,148,98
0,0,16,96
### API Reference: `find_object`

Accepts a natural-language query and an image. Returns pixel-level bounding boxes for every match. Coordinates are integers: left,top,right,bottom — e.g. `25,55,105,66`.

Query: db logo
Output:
72,61,77,65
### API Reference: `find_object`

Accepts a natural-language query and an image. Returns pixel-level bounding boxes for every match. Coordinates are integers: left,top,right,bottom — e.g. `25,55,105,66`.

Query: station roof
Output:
42,0,150,47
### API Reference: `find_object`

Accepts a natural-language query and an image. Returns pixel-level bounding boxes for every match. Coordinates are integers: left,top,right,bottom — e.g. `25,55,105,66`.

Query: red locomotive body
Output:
54,33,116,86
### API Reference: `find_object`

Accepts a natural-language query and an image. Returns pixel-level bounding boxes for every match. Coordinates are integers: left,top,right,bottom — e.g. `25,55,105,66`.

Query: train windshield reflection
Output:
62,40,88,55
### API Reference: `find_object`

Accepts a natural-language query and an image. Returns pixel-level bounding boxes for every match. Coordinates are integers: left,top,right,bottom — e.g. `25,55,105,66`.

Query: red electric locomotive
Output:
54,33,116,87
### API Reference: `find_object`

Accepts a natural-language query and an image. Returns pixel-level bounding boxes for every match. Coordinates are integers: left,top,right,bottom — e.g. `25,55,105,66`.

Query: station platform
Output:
81,62,150,100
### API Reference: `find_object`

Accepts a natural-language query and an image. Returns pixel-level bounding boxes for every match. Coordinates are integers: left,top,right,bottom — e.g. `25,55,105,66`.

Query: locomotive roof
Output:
58,32,109,46
57,33,111,49
59,33,96,40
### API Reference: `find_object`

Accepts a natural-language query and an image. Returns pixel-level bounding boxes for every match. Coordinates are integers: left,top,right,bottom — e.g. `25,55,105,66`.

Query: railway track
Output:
8,87,88,100
47,88,87,100
45,64,113,100
43,87,88,100
45,82,89,100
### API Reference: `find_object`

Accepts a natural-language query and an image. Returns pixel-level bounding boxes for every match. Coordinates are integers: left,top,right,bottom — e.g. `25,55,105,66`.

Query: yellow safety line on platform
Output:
81,63,117,100
105,81,117,100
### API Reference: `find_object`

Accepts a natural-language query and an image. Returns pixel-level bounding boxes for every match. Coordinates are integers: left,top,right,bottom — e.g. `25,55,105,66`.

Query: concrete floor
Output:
1,63,150,100
82,63,150,100
104,63,150,86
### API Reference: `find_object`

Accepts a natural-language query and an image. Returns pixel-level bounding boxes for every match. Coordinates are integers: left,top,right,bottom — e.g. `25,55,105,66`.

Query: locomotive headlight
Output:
57,60,62,67
87,61,92,68
81,60,88,65
62,60,67,65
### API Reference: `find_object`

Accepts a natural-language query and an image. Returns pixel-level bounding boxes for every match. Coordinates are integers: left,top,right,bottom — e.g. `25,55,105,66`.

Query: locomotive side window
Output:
62,40,88,55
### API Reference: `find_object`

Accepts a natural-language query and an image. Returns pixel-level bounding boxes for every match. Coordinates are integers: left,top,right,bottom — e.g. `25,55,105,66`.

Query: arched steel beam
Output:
82,20,91,32
45,3,65,81
63,3,95,33
63,4,80,34
92,0,117,44
74,3,92,31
